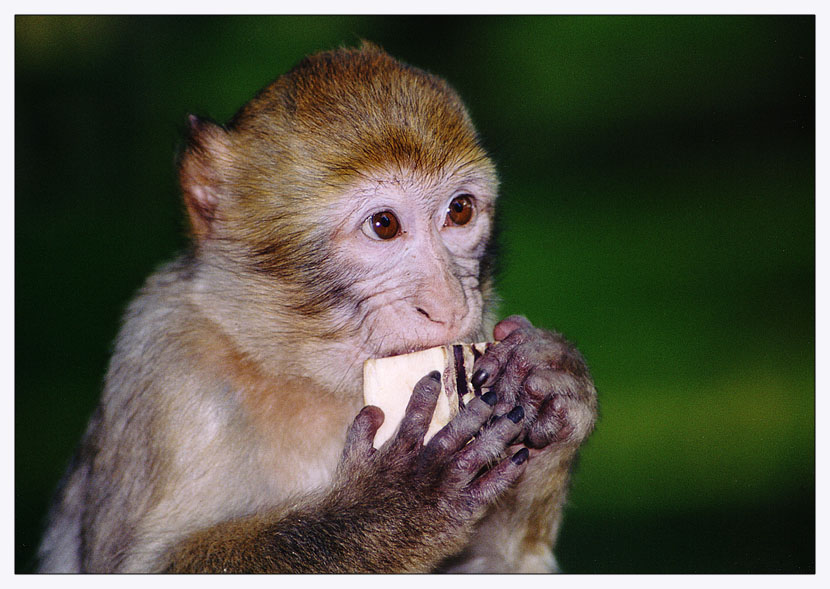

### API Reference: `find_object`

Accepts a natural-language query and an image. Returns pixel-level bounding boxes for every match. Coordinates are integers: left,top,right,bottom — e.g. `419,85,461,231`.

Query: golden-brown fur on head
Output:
180,43,495,291
175,43,500,397
232,42,487,181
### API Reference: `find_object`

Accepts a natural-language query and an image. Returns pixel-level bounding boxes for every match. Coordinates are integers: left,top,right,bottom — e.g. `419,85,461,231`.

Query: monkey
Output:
37,42,597,573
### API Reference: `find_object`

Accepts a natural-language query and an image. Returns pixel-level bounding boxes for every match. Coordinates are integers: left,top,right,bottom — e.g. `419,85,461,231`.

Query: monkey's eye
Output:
361,210,401,240
445,194,474,226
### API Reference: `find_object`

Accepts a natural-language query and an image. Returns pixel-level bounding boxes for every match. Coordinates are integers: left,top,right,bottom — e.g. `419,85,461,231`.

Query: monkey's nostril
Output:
415,307,448,325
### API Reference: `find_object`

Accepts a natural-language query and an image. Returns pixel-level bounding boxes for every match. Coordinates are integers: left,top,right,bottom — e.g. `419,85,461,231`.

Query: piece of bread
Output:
363,343,493,448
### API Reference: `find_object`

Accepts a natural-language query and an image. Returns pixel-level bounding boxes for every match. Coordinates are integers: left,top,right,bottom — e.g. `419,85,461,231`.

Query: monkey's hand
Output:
165,373,527,574
471,315,597,452
433,317,596,573
329,372,529,572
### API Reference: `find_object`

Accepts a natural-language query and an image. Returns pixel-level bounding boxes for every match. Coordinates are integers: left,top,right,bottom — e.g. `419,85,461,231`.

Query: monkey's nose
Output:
415,307,442,323
414,303,466,331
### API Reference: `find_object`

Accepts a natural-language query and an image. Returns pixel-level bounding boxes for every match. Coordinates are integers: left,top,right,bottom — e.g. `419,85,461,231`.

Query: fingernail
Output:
511,447,529,465
428,370,441,381
472,368,489,388
481,390,498,406
506,405,525,423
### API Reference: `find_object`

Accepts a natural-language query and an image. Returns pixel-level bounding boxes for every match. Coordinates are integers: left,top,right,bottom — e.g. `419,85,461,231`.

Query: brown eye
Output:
361,210,400,240
446,194,474,226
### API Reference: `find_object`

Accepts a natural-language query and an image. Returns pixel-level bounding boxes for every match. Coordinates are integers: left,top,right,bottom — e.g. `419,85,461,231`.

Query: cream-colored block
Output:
363,343,492,448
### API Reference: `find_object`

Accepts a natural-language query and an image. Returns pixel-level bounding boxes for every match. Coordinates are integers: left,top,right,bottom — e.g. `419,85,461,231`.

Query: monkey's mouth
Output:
368,311,480,361
379,346,434,359
378,341,467,360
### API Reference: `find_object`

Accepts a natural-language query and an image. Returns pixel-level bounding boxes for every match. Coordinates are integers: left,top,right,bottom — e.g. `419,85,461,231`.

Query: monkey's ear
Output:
178,115,232,241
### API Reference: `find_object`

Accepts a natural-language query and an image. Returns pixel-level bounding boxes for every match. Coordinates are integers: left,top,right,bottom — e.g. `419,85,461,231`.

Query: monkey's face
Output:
179,46,501,392
329,166,496,359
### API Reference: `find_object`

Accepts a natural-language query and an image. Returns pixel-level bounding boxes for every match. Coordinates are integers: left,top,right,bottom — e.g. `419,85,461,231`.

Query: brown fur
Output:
38,43,595,574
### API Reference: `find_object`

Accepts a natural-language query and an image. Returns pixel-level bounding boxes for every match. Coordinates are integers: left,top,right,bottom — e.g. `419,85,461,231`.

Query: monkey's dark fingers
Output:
392,371,442,451
447,406,525,488
471,325,533,391
527,392,596,449
464,447,529,509
494,365,560,421
524,394,571,449
341,405,385,460
518,365,594,442
421,391,498,466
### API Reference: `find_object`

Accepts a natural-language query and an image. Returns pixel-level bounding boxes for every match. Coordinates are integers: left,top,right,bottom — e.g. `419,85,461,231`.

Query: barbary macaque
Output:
38,43,597,573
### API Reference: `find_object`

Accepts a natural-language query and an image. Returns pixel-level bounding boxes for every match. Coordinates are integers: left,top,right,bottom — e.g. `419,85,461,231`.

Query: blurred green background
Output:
15,15,814,573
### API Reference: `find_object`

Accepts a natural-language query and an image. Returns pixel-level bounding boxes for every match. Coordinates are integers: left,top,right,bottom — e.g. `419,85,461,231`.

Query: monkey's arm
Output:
165,374,529,573
441,316,598,572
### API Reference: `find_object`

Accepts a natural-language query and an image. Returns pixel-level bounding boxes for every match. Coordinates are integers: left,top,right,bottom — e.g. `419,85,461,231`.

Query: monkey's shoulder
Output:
104,254,345,478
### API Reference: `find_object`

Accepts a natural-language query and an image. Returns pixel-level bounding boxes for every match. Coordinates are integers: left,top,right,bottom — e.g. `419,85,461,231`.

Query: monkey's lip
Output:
378,347,432,359
377,342,460,360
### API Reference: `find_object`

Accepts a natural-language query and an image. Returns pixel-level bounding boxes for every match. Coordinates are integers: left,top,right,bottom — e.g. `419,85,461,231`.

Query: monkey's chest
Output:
245,386,356,497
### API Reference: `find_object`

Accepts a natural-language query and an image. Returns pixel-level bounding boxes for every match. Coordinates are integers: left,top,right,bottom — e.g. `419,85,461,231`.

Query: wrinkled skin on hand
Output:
329,372,531,570
472,315,597,451
330,319,595,572
338,372,529,515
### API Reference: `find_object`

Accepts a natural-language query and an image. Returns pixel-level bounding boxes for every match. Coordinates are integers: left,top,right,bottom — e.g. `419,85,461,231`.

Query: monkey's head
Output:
179,43,499,388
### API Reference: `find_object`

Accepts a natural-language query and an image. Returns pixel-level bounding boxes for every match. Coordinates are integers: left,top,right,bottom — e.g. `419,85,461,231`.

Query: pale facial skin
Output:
328,167,496,361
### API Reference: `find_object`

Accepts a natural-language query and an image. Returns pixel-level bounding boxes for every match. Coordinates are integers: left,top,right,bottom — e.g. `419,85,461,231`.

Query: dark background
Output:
15,15,815,573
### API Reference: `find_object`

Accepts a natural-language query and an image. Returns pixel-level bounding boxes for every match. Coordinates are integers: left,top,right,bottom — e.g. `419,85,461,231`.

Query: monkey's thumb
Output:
343,405,385,458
